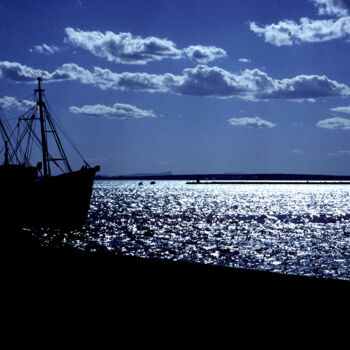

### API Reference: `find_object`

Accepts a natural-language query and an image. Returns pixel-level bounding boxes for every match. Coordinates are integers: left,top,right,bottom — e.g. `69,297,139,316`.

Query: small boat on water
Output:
0,77,99,228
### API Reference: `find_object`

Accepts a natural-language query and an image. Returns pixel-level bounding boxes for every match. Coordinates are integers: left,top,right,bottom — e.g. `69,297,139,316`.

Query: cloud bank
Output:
228,117,276,128
69,103,156,119
1,61,349,101
64,28,226,64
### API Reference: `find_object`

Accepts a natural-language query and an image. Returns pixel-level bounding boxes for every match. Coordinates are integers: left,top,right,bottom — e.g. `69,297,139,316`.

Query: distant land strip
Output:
95,173,350,181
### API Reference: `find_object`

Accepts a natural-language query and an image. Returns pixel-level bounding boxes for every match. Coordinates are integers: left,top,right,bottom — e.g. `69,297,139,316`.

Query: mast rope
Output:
0,83,27,97
0,106,31,164
44,95,90,167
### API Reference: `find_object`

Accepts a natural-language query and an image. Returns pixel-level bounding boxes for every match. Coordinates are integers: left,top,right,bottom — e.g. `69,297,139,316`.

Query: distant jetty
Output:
186,180,350,185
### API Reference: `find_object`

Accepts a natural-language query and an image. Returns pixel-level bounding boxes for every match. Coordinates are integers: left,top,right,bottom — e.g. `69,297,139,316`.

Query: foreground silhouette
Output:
0,78,99,228
4,225,348,294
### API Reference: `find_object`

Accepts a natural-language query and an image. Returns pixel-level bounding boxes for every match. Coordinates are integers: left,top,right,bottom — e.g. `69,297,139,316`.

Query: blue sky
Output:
1,0,350,175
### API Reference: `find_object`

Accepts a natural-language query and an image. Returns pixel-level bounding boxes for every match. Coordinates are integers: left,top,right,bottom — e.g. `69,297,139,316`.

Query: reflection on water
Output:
30,180,350,281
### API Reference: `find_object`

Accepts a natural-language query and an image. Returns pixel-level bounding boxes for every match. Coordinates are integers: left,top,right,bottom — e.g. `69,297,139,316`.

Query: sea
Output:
29,180,350,281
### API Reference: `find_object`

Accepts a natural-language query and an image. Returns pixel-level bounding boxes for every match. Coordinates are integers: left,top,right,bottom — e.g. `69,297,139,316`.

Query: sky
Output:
1,0,350,176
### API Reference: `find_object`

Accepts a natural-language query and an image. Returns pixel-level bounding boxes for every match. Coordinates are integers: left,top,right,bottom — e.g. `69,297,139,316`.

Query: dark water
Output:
29,180,350,281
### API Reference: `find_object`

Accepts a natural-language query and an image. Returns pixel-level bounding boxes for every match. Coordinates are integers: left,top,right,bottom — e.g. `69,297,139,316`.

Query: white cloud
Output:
65,28,226,64
91,66,180,91
69,103,156,119
228,117,276,128
0,61,42,81
238,58,251,63
1,61,349,101
316,116,350,129
175,65,350,100
65,28,183,65
30,44,61,55
250,16,350,46
251,0,350,45
0,61,97,83
0,96,35,111
183,45,226,63
289,98,316,103
330,105,350,113
258,73,350,99
312,0,350,17
290,148,304,154
50,63,101,84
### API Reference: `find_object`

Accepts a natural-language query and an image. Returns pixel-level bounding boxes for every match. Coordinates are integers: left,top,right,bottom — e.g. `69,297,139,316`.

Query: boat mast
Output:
36,77,49,177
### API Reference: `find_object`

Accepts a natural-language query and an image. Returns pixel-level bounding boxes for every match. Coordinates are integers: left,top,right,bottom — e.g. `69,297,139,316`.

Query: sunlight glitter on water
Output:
31,180,350,280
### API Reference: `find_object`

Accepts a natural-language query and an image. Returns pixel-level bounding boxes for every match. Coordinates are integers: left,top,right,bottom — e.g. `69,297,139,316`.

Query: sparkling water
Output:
31,180,350,281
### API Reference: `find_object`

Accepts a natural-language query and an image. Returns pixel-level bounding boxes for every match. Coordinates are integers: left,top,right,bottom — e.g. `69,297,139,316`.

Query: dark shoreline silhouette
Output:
5,226,349,291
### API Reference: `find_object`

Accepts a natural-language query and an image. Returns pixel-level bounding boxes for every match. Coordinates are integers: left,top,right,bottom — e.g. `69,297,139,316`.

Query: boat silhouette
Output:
0,78,99,228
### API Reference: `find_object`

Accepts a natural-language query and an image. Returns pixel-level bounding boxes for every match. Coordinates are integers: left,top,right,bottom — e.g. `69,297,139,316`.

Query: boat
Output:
0,77,99,228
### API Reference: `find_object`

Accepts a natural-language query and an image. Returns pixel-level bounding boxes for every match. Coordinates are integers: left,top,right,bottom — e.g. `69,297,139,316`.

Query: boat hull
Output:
24,167,99,228
1,166,99,229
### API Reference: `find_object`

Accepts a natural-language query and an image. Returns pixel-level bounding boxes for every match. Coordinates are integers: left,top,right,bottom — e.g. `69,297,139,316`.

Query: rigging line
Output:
1,105,37,123
0,107,23,164
29,129,65,173
0,114,28,166
0,81,16,94
0,83,27,97
0,120,9,154
13,101,67,173
24,116,35,161
17,92,35,104
0,107,7,121
1,130,20,164
7,108,35,164
0,93,35,111
44,95,90,166
14,117,44,168
10,117,33,164
12,109,38,164
39,96,69,172
1,116,22,121
52,115,84,165
44,105,71,172
28,126,35,161
9,92,35,103
27,109,36,161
